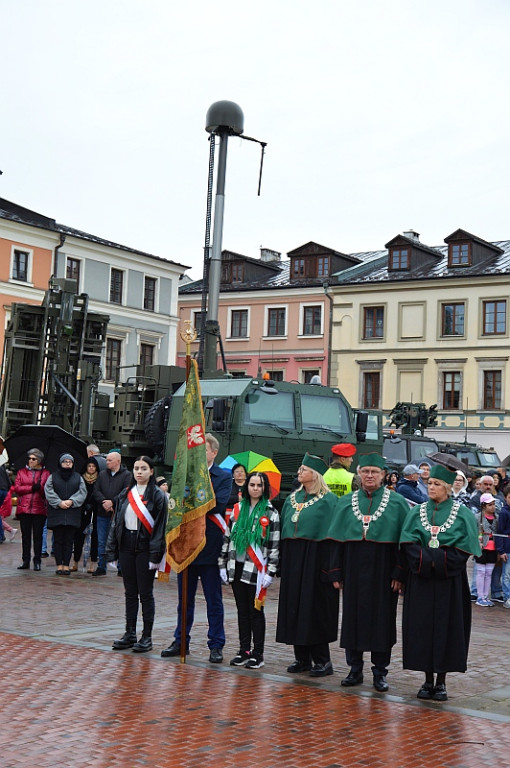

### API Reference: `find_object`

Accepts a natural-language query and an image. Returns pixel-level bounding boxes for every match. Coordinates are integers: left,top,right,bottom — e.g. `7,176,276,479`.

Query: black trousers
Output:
345,648,391,677
52,525,76,566
231,561,265,657
19,514,45,564
293,642,331,666
118,529,156,633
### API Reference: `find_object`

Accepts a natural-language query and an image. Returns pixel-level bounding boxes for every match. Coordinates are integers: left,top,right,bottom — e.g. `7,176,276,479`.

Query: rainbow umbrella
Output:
220,451,281,499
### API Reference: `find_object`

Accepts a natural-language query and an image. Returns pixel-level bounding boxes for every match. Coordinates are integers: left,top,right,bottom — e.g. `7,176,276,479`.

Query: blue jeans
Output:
96,516,111,570
174,564,225,649
500,557,510,601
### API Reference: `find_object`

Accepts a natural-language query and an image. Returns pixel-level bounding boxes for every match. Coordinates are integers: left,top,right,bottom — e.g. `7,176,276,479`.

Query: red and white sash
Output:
127,487,154,534
232,503,268,610
208,512,227,534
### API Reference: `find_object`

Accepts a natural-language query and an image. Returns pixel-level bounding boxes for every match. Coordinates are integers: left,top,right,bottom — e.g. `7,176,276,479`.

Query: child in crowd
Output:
474,493,499,607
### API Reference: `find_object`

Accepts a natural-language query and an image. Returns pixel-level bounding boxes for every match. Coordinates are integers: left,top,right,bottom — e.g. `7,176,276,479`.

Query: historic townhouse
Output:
0,198,188,399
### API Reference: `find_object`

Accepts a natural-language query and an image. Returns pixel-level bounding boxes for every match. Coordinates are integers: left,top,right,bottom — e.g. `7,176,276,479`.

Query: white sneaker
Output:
504,598,510,609
7,528,18,542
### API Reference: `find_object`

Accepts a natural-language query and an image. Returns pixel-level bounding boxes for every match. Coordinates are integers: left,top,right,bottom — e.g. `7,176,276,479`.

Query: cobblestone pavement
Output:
1,533,509,767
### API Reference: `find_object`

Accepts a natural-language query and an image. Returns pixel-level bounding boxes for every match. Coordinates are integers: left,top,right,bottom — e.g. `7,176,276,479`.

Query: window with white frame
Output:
266,306,287,337
300,303,323,336
11,248,32,282
144,276,157,312
66,258,81,289
110,268,124,305
105,338,122,381
228,308,249,338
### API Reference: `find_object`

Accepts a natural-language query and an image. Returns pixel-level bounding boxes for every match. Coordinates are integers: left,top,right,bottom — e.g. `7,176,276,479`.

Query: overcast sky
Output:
3,0,510,278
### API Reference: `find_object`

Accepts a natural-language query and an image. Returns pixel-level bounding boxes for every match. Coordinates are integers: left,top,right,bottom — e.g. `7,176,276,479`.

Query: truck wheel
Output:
144,396,172,453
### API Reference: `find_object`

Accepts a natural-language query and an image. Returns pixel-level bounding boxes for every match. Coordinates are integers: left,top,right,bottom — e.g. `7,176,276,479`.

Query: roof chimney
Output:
403,229,420,242
260,247,281,263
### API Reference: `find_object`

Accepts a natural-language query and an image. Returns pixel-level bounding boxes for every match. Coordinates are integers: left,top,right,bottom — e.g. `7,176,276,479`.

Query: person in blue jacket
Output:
496,484,510,608
396,464,428,505
161,433,231,663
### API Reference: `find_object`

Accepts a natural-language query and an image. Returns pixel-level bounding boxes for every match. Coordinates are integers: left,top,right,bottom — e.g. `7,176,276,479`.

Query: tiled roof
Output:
0,197,189,269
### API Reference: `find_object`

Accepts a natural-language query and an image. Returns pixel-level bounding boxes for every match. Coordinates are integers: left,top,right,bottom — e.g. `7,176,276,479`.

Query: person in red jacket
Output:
13,448,50,571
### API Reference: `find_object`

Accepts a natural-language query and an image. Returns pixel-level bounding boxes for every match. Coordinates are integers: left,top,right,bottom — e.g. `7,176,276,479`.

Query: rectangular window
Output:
292,258,305,278
193,311,205,336
483,300,506,335
390,249,409,270
232,263,244,281
302,306,322,335
449,243,470,266
363,372,380,408
441,303,465,336
66,258,81,286
105,338,122,381
12,249,29,281
443,372,461,409
317,256,329,277
483,370,502,409
139,343,154,375
265,370,284,381
231,309,248,338
363,307,384,339
303,369,320,384
110,268,124,304
267,308,286,336
144,277,156,311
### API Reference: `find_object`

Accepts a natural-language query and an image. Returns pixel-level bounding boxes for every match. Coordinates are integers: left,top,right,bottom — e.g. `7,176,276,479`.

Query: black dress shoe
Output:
161,641,188,658
287,660,312,673
17,562,30,570
417,682,435,700
341,670,364,687
41,551,49,558
132,636,152,653
432,683,448,701
33,563,41,571
112,631,137,650
309,661,334,677
373,675,389,692
209,648,223,663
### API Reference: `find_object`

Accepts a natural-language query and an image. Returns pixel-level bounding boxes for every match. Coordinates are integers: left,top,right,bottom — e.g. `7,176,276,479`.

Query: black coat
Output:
402,543,472,673
92,467,132,517
105,484,168,564
193,463,231,566
44,471,87,529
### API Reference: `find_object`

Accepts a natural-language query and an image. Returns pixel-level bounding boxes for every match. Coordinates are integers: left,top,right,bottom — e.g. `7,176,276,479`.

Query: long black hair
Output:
130,455,157,494
241,471,270,502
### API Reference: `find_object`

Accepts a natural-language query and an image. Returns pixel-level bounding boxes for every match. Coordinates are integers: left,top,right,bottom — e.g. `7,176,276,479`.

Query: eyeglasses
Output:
28,456,38,461
297,466,312,474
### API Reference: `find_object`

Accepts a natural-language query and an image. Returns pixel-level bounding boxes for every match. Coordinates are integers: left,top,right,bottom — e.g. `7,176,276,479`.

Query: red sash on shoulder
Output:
127,487,154,534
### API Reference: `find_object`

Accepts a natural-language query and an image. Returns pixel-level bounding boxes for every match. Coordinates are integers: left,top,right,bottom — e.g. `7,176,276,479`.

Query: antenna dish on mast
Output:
205,100,244,135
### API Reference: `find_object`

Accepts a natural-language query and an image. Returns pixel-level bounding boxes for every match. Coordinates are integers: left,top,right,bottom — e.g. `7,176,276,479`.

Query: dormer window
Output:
292,258,305,278
389,248,409,270
291,256,329,279
221,262,244,283
318,256,329,277
449,242,471,266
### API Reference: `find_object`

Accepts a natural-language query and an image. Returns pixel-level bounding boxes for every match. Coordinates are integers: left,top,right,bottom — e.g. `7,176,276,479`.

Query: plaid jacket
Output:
219,500,280,585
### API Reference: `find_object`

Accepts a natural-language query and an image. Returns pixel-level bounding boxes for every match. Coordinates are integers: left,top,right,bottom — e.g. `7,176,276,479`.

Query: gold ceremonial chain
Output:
351,487,391,538
290,490,327,523
419,501,460,548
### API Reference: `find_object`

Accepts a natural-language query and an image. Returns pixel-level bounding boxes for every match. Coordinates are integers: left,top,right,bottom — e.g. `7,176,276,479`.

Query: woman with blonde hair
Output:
276,453,341,677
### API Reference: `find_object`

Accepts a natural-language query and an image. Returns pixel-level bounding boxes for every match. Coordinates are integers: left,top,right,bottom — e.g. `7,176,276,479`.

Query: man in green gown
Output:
330,453,409,692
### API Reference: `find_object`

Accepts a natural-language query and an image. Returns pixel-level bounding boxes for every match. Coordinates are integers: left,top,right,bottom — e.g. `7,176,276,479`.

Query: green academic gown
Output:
331,486,410,653
400,498,481,673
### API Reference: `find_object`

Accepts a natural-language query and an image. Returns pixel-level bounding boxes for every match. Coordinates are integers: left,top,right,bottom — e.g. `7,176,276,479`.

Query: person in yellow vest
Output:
323,443,360,498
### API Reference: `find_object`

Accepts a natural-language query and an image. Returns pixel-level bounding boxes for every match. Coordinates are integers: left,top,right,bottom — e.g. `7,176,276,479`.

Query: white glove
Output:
149,562,159,570
262,573,273,589
220,568,228,584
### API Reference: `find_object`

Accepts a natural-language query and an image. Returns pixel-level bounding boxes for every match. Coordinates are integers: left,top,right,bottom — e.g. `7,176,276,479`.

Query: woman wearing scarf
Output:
276,453,341,678
451,470,471,506
70,457,101,573
13,448,50,570
44,454,87,575
106,456,168,653
400,464,481,702
219,471,279,669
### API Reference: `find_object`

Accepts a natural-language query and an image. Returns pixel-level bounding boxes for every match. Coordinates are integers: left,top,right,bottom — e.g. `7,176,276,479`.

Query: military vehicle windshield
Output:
300,394,351,435
410,440,439,461
244,391,296,429
457,450,478,465
476,451,500,468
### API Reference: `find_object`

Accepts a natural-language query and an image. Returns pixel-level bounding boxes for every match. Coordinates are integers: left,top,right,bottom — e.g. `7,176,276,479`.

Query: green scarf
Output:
230,497,270,552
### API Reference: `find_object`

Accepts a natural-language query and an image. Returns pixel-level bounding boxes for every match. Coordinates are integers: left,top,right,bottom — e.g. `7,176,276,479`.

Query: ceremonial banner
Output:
164,359,215,572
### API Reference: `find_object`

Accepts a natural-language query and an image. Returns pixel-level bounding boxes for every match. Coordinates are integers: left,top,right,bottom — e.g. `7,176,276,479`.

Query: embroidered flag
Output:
163,359,215,573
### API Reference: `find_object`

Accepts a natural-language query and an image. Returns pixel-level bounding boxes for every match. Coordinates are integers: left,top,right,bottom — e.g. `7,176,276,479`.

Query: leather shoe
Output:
209,648,223,663
33,563,41,571
161,641,188,658
417,682,435,700
432,683,448,701
341,670,364,687
287,660,312,673
373,675,389,692
132,636,152,653
112,631,137,650
17,562,30,570
309,661,333,677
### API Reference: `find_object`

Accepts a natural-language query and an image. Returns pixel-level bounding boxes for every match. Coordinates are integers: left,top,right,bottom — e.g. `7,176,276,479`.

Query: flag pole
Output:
178,321,197,663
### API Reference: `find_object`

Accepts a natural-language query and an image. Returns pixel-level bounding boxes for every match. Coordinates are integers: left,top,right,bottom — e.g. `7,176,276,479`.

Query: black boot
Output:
132,635,152,653
112,627,137,650
17,562,30,570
